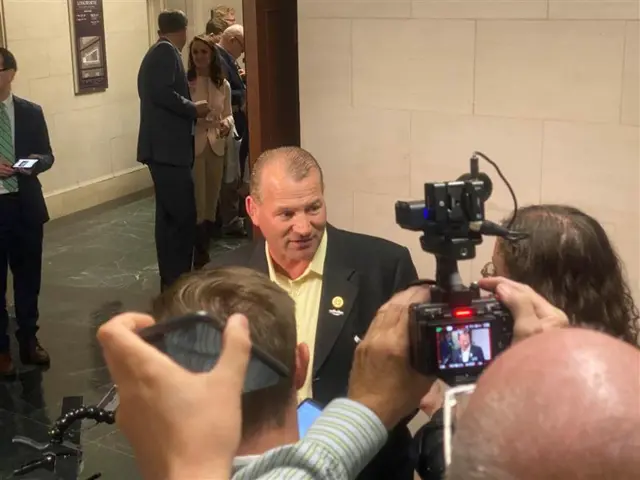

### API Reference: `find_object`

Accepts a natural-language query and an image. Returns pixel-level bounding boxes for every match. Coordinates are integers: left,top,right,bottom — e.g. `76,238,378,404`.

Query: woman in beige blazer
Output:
187,35,234,268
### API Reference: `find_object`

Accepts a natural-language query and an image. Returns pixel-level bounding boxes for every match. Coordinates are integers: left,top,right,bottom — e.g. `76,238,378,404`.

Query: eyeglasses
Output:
443,383,477,467
481,261,496,278
233,36,245,52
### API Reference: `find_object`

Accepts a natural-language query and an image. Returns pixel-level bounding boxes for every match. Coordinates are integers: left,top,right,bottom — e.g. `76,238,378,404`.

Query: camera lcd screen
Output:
436,322,493,371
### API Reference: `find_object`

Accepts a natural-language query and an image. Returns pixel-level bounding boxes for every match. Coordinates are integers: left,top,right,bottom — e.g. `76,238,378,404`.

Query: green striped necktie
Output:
0,102,17,193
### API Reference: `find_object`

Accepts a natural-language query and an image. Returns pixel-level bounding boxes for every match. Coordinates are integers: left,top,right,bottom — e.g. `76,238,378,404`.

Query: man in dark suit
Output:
215,24,248,237
207,146,419,479
137,10,210,291
216,24,245,145
0,48,54,375
451,328,486,364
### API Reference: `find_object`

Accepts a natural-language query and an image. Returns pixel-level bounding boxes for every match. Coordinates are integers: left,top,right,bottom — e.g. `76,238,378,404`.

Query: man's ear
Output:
246,195,259,228
294,342,310,391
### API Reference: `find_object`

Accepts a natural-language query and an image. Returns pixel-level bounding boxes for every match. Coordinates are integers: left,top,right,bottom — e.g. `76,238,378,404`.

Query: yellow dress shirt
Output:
266,231,327,403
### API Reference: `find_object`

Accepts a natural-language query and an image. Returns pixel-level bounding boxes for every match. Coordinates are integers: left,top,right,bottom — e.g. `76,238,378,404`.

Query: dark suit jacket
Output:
451,345,485,364
13,96,54,225
216,45,245,109
207,225,419,480
137,39,196,167
216,45,247,137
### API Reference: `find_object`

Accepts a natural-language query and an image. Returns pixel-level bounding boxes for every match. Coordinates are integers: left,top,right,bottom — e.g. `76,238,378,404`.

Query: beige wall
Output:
5,0,153,217
297,0,640,299
2,0,242,219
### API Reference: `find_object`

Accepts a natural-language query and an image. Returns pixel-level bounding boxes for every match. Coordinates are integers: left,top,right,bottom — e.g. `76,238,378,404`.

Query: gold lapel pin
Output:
331,296,344,309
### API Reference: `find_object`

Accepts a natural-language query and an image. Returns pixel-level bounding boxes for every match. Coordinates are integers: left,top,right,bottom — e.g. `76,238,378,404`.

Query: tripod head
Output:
395,151,527,384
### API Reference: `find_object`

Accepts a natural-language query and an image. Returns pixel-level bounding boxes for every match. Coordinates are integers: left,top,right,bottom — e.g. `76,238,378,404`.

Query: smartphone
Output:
13,159,38,169
297,398,323,438
139,312,291,393
97,312,291,413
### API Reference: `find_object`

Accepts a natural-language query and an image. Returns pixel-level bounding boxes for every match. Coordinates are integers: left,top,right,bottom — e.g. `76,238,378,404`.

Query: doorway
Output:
145,0,301,166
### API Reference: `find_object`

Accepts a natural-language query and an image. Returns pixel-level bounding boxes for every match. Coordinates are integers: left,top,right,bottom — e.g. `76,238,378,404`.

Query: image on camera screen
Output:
436,322,492,370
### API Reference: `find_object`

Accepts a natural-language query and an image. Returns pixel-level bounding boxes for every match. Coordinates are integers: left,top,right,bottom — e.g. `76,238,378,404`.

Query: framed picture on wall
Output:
0,1,7,48
67,0,109,95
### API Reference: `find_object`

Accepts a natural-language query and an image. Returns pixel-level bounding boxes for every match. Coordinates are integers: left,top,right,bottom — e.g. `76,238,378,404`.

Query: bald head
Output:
220,24,244,59
223,23,243,39
448,328,640,480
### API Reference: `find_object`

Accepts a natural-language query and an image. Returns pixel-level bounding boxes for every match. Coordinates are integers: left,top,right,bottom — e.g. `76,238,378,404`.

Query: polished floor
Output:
0,194,247,480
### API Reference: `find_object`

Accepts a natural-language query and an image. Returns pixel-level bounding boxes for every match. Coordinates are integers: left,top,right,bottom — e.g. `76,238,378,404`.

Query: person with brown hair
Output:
205,5,236,43
152,266,310,466
186,35,234,268
489,204,639,346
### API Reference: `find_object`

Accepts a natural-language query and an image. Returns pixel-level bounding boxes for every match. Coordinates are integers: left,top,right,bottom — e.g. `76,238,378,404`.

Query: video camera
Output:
396,152,527,386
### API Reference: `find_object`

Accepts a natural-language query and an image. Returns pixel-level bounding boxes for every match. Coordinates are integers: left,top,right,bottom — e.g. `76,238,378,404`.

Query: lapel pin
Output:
331,296,344,309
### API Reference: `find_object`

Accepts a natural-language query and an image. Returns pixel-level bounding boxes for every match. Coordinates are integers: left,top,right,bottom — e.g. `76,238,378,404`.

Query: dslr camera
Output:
396,152,526,386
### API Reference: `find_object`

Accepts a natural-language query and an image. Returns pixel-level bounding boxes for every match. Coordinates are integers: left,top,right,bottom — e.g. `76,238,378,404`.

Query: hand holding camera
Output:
478,276,569,342
348,286,435,430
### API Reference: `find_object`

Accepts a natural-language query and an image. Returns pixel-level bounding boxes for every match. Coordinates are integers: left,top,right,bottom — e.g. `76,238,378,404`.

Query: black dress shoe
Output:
0,352,16,376
19,338,50,366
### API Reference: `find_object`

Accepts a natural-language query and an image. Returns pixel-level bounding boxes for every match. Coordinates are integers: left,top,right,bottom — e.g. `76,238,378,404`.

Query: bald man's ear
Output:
246,195,259,228
294,343,310,391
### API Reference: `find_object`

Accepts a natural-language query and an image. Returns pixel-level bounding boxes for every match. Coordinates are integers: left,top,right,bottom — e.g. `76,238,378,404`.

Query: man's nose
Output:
293,216,312,236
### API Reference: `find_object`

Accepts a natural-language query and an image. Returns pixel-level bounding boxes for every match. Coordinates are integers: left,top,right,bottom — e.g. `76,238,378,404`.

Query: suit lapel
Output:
312,227,358,376
248,239,269,274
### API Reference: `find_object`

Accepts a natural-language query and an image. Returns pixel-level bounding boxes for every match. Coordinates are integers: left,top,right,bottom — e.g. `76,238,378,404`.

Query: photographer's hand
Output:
348,286,436,430
478,276,569,342
97,312,252,480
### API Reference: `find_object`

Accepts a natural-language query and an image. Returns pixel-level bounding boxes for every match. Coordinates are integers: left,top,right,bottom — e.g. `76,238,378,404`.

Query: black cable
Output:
472,151,519,230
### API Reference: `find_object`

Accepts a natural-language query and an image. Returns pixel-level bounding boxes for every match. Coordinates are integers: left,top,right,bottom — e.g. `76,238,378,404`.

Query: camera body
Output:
408,290,513,385
396,153,516,386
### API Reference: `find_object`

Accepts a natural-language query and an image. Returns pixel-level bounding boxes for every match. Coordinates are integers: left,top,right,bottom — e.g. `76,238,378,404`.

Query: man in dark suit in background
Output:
207,146,419,480
0,48,55,375
137,10,210,291
214,24,247,237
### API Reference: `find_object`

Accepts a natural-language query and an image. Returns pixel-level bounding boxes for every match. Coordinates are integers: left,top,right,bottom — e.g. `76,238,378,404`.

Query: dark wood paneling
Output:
243,0,300,169
243,0,300,239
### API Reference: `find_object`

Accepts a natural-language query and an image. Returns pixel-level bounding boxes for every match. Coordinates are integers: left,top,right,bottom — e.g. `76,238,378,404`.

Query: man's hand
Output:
0,162,13,178
348,286,435,430
195,100,211,118
97,312,252,480
419,379,447,416
478,276,569,342
219,121,231,137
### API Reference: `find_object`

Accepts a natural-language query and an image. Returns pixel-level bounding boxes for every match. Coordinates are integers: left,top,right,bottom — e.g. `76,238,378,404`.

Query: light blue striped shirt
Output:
231,398,388,480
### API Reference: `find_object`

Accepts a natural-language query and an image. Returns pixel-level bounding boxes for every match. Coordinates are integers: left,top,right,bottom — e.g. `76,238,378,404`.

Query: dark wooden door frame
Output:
242,0,300,170
242,0,301,239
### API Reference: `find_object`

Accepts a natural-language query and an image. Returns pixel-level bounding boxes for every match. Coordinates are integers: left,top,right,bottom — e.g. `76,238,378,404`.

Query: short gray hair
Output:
223,23,244,40
250,146,324,203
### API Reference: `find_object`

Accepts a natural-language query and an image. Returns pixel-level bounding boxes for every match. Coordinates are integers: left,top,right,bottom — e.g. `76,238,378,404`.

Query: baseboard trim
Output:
44,167,153,221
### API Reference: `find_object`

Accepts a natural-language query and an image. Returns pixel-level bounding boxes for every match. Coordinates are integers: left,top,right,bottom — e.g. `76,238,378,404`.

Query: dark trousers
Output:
148,163,196,291
0,193,43,352
234,110,248,179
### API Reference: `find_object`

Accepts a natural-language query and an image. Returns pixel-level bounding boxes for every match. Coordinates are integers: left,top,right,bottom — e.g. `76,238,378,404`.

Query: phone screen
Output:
14,159,38,169
297,398,323,437
142,313,290,393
